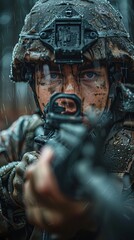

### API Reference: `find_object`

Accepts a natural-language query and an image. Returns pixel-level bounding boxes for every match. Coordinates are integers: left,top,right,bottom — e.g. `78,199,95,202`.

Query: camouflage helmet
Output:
11,0,134,84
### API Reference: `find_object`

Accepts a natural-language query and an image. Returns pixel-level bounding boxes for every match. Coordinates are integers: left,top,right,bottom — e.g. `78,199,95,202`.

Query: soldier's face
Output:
35,61,109,117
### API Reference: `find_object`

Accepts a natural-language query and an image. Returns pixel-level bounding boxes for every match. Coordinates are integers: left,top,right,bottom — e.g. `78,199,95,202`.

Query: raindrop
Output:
4,115,8,127
2,104,6,112
25,106,28,114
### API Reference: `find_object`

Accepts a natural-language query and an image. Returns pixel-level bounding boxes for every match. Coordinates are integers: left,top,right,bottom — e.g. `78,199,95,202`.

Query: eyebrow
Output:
42,63,60,71
49,63,61,71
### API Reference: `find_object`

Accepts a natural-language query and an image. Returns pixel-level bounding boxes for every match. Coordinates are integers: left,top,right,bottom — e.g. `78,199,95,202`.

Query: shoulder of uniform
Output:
10,113,43,132
26,113,43,132
0,114,43,142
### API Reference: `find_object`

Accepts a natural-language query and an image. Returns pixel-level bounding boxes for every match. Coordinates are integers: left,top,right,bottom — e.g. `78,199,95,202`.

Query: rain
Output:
0,0,134,130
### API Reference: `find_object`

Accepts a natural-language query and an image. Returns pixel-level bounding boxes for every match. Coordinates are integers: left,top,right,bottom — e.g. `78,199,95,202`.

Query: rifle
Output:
35,92,133,239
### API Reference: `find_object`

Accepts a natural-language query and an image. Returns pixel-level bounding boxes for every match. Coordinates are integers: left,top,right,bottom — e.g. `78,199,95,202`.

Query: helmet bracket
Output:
39,5,98,64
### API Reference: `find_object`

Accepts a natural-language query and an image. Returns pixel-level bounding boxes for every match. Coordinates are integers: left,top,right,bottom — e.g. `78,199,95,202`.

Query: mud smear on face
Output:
98,98,105,109
48,86,56,95
80,96,85,113
100,79,107,89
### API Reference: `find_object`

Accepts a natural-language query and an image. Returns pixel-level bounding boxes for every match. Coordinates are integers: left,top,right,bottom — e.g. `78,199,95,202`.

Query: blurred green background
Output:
0,0,134,129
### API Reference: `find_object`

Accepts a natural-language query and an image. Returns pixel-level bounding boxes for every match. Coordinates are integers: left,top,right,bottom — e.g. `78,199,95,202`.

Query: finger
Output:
40,146,55,164
24,147,77,208
26,205,78,237
24,162,63,211
23,152,39,165
25,163,64,208
25,147,56,196
13,176,23,195
24,181,54,230
25,201,64,233
24,147,54,181
16,151,40,179
15,162,26,178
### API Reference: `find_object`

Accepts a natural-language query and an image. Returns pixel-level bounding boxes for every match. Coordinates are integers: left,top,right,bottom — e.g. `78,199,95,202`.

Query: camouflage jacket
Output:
0,114,134,240
0,114,44,240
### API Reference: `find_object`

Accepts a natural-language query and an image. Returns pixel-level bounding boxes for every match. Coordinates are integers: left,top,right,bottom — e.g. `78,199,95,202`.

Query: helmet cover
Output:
11,0,134,83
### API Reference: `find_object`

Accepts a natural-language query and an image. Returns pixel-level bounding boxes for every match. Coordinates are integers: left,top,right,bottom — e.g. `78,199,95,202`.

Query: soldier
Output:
0,0,134,240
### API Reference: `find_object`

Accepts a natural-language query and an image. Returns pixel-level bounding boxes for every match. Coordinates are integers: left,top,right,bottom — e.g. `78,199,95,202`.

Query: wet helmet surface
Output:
10,0,134,113
11,0,134,81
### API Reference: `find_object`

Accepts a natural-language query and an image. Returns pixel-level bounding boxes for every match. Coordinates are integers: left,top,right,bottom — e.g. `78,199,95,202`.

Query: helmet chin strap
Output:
29,80,43,117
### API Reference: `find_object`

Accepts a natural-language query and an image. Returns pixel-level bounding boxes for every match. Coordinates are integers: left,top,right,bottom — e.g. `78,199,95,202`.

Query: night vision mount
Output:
39,5,98,64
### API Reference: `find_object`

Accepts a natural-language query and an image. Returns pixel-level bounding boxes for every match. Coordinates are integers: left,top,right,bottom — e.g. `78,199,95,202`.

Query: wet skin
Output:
35,61,109,116
24,61,110,237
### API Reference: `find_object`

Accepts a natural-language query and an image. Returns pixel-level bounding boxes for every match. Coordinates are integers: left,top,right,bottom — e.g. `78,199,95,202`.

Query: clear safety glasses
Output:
35,61,106,89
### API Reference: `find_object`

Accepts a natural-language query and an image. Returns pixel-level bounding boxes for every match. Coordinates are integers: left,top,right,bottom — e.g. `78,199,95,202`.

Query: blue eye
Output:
85,72,96,79
80,71,98,81
50,72,63,82
51,73,58,79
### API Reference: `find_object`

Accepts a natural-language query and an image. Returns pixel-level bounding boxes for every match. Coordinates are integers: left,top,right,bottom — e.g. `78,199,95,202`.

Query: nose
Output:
59,66,81,114
62,68,80,95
